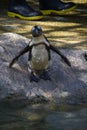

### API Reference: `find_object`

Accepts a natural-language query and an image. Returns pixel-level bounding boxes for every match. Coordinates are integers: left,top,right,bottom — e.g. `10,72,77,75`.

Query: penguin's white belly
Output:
30,45,49,70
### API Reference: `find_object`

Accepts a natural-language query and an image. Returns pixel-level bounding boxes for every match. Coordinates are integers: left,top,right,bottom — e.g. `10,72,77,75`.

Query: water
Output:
0,102,87,130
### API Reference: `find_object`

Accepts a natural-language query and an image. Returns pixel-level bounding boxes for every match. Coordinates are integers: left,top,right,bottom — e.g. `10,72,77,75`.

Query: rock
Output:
0,46,4,53
0,32,87,105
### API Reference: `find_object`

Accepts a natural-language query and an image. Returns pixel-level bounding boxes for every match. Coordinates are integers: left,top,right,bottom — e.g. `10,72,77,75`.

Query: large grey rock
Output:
0,33,87,105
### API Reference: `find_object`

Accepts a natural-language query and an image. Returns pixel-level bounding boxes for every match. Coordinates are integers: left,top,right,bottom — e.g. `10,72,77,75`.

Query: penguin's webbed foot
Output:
29,71,51,82
29,72,40,82
40,71,51,80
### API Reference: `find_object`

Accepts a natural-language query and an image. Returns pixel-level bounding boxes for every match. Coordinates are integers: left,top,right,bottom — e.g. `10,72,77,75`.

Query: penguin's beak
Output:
31,25,42,37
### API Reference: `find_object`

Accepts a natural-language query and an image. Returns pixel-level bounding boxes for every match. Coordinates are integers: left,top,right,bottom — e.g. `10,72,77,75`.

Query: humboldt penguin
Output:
9,25,71,82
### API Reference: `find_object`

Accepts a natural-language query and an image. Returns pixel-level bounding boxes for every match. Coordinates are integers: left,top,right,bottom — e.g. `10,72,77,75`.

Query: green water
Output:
0,102,87,130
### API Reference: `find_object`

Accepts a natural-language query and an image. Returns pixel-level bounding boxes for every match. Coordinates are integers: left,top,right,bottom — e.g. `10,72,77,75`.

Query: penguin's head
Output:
31,25,43,37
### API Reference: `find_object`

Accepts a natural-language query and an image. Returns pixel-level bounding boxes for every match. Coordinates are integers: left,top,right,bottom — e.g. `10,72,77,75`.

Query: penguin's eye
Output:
37,26,42,33
37,26,41,30
31,27,35,32
31,26,42,32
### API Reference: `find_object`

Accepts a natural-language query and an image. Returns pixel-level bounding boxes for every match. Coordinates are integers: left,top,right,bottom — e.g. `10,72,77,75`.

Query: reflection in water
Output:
0,102,87,130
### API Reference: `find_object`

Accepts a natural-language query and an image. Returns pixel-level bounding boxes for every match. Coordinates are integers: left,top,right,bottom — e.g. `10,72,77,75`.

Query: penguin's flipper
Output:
83,52,87,61
9,56,18,68
50,44,71,67
9,45,30,67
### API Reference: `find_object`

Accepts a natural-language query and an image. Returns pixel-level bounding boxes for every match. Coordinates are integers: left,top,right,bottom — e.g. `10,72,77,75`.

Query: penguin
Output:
9,25,71,82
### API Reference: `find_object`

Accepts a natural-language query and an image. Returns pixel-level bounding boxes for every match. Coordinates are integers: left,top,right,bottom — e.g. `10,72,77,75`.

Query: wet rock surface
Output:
0,33,87,105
